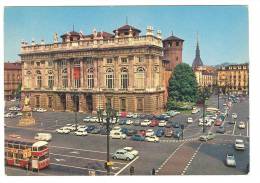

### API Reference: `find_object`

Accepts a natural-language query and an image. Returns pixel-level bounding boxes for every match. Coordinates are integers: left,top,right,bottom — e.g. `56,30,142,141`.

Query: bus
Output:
5,137,50,171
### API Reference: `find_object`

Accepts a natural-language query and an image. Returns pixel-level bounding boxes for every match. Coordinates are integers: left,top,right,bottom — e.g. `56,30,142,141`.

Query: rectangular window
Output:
107,58,113,64
176,41,179,46
120,98,126,112
36,62,40,67
48,75,54,89
87,74,94,88
48,96,52,108
137,98,143,112
121,58,128,64
62,75,68,88
74,66,80,88
138,56,144,63
36,96,40,108
106,75,114,89
48,61,53,67
37,76,42,88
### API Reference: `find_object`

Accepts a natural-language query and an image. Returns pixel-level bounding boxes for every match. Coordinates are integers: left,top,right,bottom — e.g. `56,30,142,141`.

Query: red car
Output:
138,130,146,136
214,119,223,126
120,112,127,118
149,120,159,127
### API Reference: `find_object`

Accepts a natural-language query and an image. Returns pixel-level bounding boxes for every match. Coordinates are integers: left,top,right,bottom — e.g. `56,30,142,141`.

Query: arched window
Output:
135,67,145,89
106,68,114,89
36,70,42,88
48,70,54,89
120,67,128,89
62,68,68,88
87,68,94,89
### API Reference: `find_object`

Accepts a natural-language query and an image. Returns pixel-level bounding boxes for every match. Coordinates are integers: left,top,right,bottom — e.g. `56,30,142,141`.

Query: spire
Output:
196,32,200,57
192,32,203,69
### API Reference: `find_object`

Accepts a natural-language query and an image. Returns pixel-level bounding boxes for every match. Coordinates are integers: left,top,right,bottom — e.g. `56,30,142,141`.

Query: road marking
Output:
114,156,140,176
156,142,186,174
181,142,203,175
50,145,110,154
54,158,65,162
70,151,80,154
50,163,110,174
232,121,236,135
50,153,127,165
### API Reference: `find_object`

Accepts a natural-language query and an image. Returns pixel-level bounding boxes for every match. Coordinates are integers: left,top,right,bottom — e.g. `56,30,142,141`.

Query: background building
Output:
19,24,184,114
217,63,249,95
4,62,22,101
194,66,217,88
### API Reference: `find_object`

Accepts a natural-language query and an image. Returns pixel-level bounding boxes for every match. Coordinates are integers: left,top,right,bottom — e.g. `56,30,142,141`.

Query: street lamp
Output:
72,91,79,130
104,100,115,175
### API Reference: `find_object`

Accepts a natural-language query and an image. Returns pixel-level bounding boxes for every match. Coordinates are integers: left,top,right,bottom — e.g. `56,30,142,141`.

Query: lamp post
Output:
72,91,79,130
104,101,115,175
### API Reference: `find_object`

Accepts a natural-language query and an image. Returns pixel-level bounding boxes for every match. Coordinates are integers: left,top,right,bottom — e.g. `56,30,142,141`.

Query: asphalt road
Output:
4,94,249,175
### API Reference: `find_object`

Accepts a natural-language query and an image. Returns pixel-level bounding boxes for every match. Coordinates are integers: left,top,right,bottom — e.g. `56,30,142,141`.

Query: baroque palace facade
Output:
20,24,183,114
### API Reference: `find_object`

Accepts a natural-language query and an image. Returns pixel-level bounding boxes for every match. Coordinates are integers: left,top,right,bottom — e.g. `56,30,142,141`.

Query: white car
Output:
110,126,121,134
145,129,154,137
232,113,238,119
37,108,47,112
56,127,70,134
74,129,88,136
145,135,159,142
77,124,87,130
4,113,14,118
238,121,246,129
111,118,117,124
127,112,133,118
8,106,17,111
234,139,245,150
126,119,133,125
226,153,236,167
141,119,151,126
83,116,91,122
132,113,138,119
34,133,52,141
192,107,200,114
66,124,77,131
158,120,167,127
90,116,99,123
123,147,139,157
16,112,23,116
110,132,126,139
187,117,193,123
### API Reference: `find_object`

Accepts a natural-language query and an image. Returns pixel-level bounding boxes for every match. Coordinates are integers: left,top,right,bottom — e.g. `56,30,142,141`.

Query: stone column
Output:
79,94,87,113
66,93,73,112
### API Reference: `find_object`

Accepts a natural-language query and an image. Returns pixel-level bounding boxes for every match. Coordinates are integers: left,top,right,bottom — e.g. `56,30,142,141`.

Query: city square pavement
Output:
4,95,249,175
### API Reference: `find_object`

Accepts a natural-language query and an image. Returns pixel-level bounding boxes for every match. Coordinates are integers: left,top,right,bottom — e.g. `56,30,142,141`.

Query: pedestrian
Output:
130,166,134,175
151,168,156,175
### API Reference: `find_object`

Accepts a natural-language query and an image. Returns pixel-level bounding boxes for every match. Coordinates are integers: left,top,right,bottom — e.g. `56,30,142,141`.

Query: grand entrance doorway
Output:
72,94,80,112
86,94,93,112
58,93,66,111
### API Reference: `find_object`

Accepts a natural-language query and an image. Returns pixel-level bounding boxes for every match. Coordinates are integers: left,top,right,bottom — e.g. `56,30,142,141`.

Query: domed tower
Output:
162,33,184,71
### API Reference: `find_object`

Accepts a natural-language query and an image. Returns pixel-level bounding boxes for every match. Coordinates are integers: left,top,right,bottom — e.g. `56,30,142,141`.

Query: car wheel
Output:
126,157,130,161
112,156,117,160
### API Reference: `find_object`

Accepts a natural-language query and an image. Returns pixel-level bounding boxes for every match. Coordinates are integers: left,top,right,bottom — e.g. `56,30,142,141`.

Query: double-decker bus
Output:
5,137,50,171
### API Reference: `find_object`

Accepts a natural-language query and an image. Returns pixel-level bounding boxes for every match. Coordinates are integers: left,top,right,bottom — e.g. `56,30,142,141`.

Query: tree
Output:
167,63,198,110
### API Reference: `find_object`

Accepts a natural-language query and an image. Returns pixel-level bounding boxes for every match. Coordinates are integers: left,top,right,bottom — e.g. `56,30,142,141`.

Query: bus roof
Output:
33,141,48,147
206,107,219,111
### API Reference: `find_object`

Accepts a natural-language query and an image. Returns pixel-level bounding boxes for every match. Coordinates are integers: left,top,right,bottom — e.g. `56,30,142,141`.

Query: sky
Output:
4,6,249,66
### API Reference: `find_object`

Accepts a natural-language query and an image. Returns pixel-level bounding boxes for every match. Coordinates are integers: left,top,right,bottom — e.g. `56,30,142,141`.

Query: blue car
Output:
121,127,128,134
156,128,165,137
119,119,127,125
131,134,145,141
172,122,180,128
86,125,95,133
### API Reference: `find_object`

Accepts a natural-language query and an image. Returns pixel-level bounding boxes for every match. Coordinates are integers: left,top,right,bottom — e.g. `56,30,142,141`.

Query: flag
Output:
74,67,80,80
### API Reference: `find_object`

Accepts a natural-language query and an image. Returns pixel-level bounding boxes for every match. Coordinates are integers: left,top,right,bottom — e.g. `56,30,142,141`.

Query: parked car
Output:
56,127,70,134
158,120,167,127
125,129,137,136
86,125,96,133
112,149,135,161
156,128,165,137
138,130,146,137
172,122,180,128
16,112,23,116
37,108,47,112
74,129,88,136
131,134,145,141
234,139,245,150
126,119,133,125
192,107,200,114
145,129,154,137
238,121,246,129
123,147,139,157
110,131,126,139
226,153,236,167
216,126,225,134
165,122,172,128
126,112,133,118
165,128,173,137
150,120,159,127
187,117,193,123
229,120,236,124
140,119,151,126
132,113,139,119
91,127,101,134
90,116,98,123
34,133,52,141
173,128,183,139
133,120,140,126
119,119,127,125
83,116,91,122
111,126,121,133
199,132,215,141
145,135,159,142
232,113,237,119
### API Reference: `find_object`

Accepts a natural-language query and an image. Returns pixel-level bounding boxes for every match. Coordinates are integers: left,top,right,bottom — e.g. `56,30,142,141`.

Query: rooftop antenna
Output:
126,16,128,24
73,24,75,32
171,31,173,36
196,31,199,44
